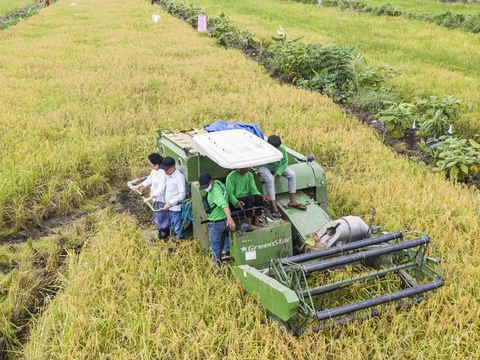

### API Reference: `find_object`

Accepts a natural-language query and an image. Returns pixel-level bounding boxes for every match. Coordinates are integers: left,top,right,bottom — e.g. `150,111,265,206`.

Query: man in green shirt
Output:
258,135,306,218
198,173,235,265
226,168,266,230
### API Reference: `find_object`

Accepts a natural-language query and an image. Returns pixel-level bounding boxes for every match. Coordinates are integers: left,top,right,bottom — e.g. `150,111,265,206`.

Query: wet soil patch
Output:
0,210,89,245
1,186,153,245
0,262,18,275
113,189,153,227
343,105,429,161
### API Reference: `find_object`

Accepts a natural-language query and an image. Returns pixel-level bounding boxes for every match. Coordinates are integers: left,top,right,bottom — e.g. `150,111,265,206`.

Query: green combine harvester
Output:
129,127,444,334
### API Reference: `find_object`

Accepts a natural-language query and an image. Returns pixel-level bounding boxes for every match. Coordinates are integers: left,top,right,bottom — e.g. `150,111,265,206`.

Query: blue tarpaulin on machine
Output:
204,121,264,139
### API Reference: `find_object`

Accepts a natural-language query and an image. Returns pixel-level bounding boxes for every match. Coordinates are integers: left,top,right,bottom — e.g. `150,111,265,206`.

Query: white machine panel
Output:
192,130,282,169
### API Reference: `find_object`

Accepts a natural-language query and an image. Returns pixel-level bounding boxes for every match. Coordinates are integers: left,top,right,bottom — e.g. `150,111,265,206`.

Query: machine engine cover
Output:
317,216,370,248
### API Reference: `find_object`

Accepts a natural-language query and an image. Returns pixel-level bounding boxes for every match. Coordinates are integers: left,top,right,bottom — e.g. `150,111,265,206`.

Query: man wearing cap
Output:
199,173,236,265
134,153,170,239
160,156,187,239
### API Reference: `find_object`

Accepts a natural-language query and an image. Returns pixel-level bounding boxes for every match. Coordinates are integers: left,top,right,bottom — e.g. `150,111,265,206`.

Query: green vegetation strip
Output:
292,0,480,34
0,1,54,31
0,0,35,17
362,0,480,15
3,0,479,357
158,0,480,182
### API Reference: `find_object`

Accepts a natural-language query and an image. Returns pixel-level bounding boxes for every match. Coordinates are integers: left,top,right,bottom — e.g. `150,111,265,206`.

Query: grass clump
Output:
353,88,400,113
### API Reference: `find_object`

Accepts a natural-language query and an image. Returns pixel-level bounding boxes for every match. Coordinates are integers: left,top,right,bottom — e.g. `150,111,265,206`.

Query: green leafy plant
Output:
299,69,354,103
208,13,233,46
426,136,480,181
416,95,461,139
431,11,466,29
460,13,480,33
208,14,259,51
373,3,402,16
353,65,401,90
270,37,308,81
377,102,417,138
297,44,355,102
353,88,399,113
322,0,367,11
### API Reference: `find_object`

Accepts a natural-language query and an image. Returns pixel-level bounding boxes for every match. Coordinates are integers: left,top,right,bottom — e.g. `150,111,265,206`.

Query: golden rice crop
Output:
0,212,96,357
0,0,479,358
23,209,480,359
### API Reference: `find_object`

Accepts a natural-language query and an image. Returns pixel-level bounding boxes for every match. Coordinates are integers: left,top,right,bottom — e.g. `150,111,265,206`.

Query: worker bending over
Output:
258,135,306,218
160,156,187,239
199,173,235,265
226,168,266,230
134,153,170,239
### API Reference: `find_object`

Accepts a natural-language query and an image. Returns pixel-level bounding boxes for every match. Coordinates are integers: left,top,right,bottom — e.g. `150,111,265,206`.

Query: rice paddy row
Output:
291,0,480,34
0,213,97,358
338,0,480,15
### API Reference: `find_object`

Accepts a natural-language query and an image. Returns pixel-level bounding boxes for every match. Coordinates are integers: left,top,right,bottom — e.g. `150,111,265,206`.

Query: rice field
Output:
1,0,480,358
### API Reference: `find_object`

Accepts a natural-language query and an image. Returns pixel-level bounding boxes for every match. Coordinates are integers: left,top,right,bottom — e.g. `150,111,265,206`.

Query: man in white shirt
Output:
134,153,170,239
160,156,187,239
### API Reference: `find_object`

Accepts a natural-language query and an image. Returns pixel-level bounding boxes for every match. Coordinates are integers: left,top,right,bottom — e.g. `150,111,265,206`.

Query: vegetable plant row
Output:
0,0,54,31
293,0,480,34
0,0,34,17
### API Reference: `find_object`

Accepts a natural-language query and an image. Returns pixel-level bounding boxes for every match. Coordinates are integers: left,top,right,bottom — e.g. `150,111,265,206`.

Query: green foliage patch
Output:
290,0,480,33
